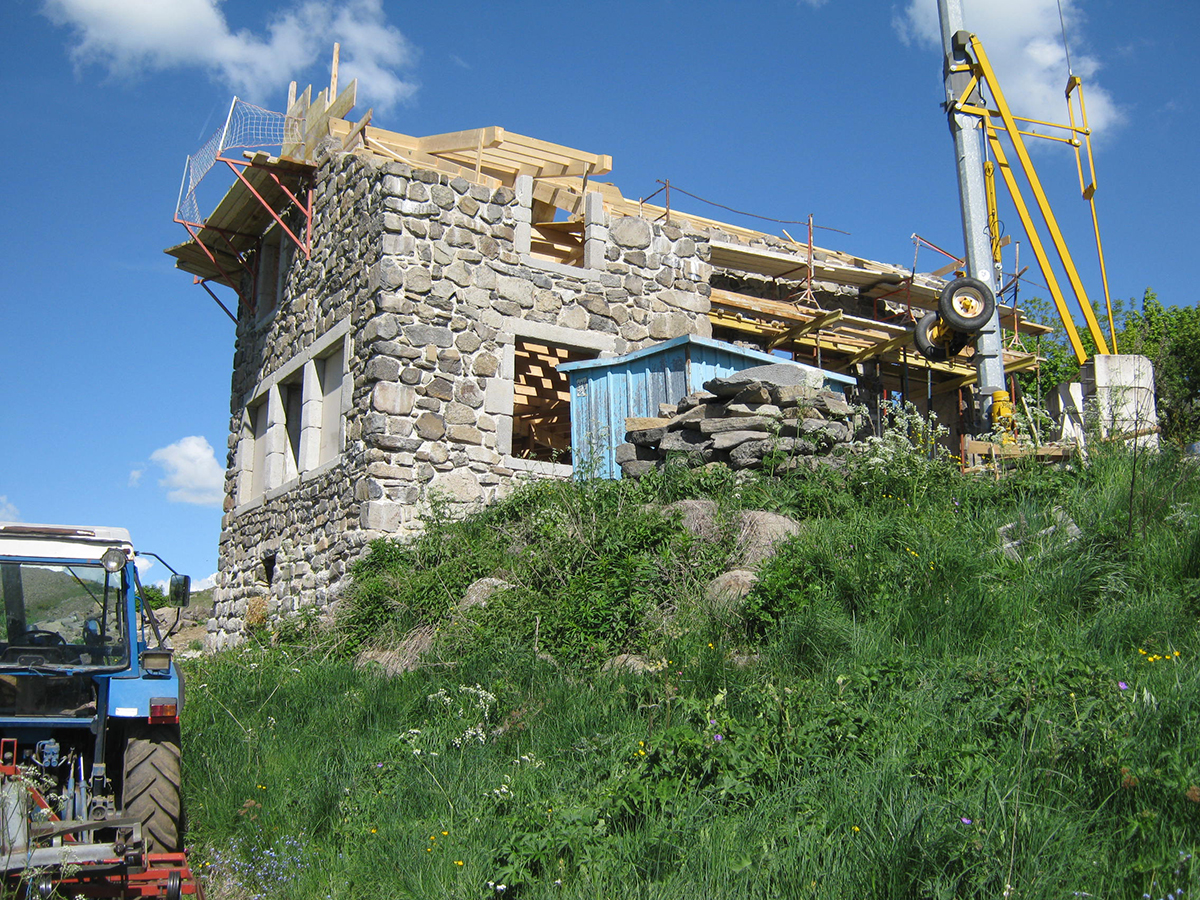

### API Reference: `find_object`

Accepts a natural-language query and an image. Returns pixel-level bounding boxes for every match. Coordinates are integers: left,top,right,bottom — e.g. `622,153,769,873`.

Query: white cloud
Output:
135,556,155,577
149,436,225,507
894,0,1123,137
798,0,829,8
193,573,219,591
43,0,418,111
0,496,20,522
128,468,144,488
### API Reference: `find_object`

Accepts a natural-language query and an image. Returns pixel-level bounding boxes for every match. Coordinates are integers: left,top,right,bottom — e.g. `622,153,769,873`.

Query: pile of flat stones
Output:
616,364,860,477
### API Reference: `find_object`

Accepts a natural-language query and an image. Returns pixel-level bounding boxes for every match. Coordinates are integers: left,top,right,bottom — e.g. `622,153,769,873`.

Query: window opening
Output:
512,339,595,463
316,344,345,465
254,226,286,321
529,201,584,267
282,378,303,478
235,323,349,508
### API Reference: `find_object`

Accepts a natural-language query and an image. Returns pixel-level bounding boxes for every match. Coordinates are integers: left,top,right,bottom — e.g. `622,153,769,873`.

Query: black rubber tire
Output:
938,276,995,332
915,312,950,361
122,723,183,853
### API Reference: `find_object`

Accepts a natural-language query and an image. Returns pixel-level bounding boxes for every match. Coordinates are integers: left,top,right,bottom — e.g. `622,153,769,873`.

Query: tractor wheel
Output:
915,312,950,361
122,723,183,852
938,276,995,333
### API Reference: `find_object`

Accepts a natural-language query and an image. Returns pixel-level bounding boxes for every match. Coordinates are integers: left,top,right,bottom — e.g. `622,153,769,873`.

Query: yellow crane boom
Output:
946,30,1115,364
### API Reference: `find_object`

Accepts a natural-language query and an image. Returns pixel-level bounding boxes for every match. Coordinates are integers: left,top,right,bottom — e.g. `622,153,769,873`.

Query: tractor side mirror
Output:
168,574,191,607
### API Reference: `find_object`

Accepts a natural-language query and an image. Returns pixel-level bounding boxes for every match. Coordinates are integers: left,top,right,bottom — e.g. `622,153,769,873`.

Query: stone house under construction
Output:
166,77,1048,647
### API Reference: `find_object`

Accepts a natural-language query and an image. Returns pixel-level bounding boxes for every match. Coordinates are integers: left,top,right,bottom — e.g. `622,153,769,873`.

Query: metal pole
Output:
937,0,1005,426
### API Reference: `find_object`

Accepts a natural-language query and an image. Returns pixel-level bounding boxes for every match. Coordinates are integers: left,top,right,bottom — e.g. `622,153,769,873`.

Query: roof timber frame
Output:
165,69,1050,387
326,120,613,189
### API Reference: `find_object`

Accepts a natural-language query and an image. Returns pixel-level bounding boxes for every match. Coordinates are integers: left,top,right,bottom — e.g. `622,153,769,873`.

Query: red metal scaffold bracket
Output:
173,155,313,320
216,155,314,260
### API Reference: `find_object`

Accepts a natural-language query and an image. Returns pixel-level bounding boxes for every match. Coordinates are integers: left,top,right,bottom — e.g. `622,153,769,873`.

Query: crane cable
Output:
1056,0,1074,76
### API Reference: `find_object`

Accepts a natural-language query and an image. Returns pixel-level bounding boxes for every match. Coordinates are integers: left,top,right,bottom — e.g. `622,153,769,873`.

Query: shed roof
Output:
558,334,856,387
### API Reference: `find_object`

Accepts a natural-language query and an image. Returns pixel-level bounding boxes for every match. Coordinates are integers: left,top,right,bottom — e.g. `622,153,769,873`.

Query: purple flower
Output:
709,719,717,726
960,817,972,825
713,734,724,742
1118,682,1129,690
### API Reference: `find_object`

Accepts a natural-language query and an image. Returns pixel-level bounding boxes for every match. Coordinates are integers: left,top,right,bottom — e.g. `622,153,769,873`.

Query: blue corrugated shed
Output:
557,334,856,479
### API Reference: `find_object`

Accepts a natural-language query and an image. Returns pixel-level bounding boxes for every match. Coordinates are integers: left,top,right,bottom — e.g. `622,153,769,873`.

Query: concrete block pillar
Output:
263,385,288,491
234,414,254,505
298,359,323,471
1080,354,1159,447
514,174,533,255
583,190,608,270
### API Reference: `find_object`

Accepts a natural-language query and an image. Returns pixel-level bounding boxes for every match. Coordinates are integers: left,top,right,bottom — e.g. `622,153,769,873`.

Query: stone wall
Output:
211,142,717,646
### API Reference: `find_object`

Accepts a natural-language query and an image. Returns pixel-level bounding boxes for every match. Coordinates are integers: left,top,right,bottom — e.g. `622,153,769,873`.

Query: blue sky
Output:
2,0,1195,585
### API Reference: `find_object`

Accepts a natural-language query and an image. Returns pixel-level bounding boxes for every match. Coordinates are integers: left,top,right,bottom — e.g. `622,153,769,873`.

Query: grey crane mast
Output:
937,0,1007,426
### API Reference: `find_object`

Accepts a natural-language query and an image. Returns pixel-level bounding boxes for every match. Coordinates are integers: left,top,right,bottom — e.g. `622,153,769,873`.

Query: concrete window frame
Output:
514,176,609,275
233,317,353,512
490,317,616,479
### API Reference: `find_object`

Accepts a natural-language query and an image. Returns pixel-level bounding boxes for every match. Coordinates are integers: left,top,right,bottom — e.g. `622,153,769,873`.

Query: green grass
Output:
181,442,1200,899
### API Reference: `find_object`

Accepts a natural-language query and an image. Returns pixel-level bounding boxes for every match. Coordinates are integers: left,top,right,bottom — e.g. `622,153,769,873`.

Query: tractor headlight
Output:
101,547,126,573
141,649,174,673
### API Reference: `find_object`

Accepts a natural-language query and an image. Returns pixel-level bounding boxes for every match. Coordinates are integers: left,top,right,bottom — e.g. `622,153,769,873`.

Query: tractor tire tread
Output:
123,723,182,853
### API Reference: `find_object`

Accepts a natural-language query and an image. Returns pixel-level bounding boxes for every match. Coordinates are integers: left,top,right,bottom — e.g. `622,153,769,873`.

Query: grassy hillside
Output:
181,435,1200,899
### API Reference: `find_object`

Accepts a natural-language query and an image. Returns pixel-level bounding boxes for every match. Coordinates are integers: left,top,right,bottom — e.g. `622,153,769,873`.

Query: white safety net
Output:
175,98,301,225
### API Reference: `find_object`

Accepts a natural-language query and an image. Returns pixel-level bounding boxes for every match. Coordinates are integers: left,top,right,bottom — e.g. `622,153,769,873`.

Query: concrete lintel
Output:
230,494,265,518
518,254,606,282
498,316,618,354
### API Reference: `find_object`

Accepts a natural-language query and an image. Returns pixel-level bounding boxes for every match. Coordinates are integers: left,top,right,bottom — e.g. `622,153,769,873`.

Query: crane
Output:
930,0,1119,431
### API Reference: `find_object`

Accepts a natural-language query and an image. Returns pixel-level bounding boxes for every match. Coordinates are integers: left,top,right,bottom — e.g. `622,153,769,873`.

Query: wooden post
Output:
329,43,340,109
287,80,296,111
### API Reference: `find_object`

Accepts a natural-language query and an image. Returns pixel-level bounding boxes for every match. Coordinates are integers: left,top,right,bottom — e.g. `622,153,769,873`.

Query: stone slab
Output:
711,430,770,451
659,429,711,453
628,427,667,446
626,416,672,432
700,416,775,435
705,364,823,397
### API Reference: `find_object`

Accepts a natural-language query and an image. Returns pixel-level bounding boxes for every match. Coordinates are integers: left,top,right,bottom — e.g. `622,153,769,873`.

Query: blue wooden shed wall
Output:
558,335,855,479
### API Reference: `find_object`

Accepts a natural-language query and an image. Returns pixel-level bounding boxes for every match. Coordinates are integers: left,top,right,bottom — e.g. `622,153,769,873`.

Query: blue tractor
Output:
0,522,201,897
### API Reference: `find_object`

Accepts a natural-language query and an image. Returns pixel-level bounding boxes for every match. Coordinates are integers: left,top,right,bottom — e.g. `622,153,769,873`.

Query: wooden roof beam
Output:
765,309,843,350
416,126,505,155
842,331,915,366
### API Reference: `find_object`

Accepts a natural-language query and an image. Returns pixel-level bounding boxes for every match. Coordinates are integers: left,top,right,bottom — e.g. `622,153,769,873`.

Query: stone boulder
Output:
735,510,802,566
662,498,721,542
703,569,758,619
459,577,513,610
354,624,437,677
600,653,657,675
704,363,823,398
